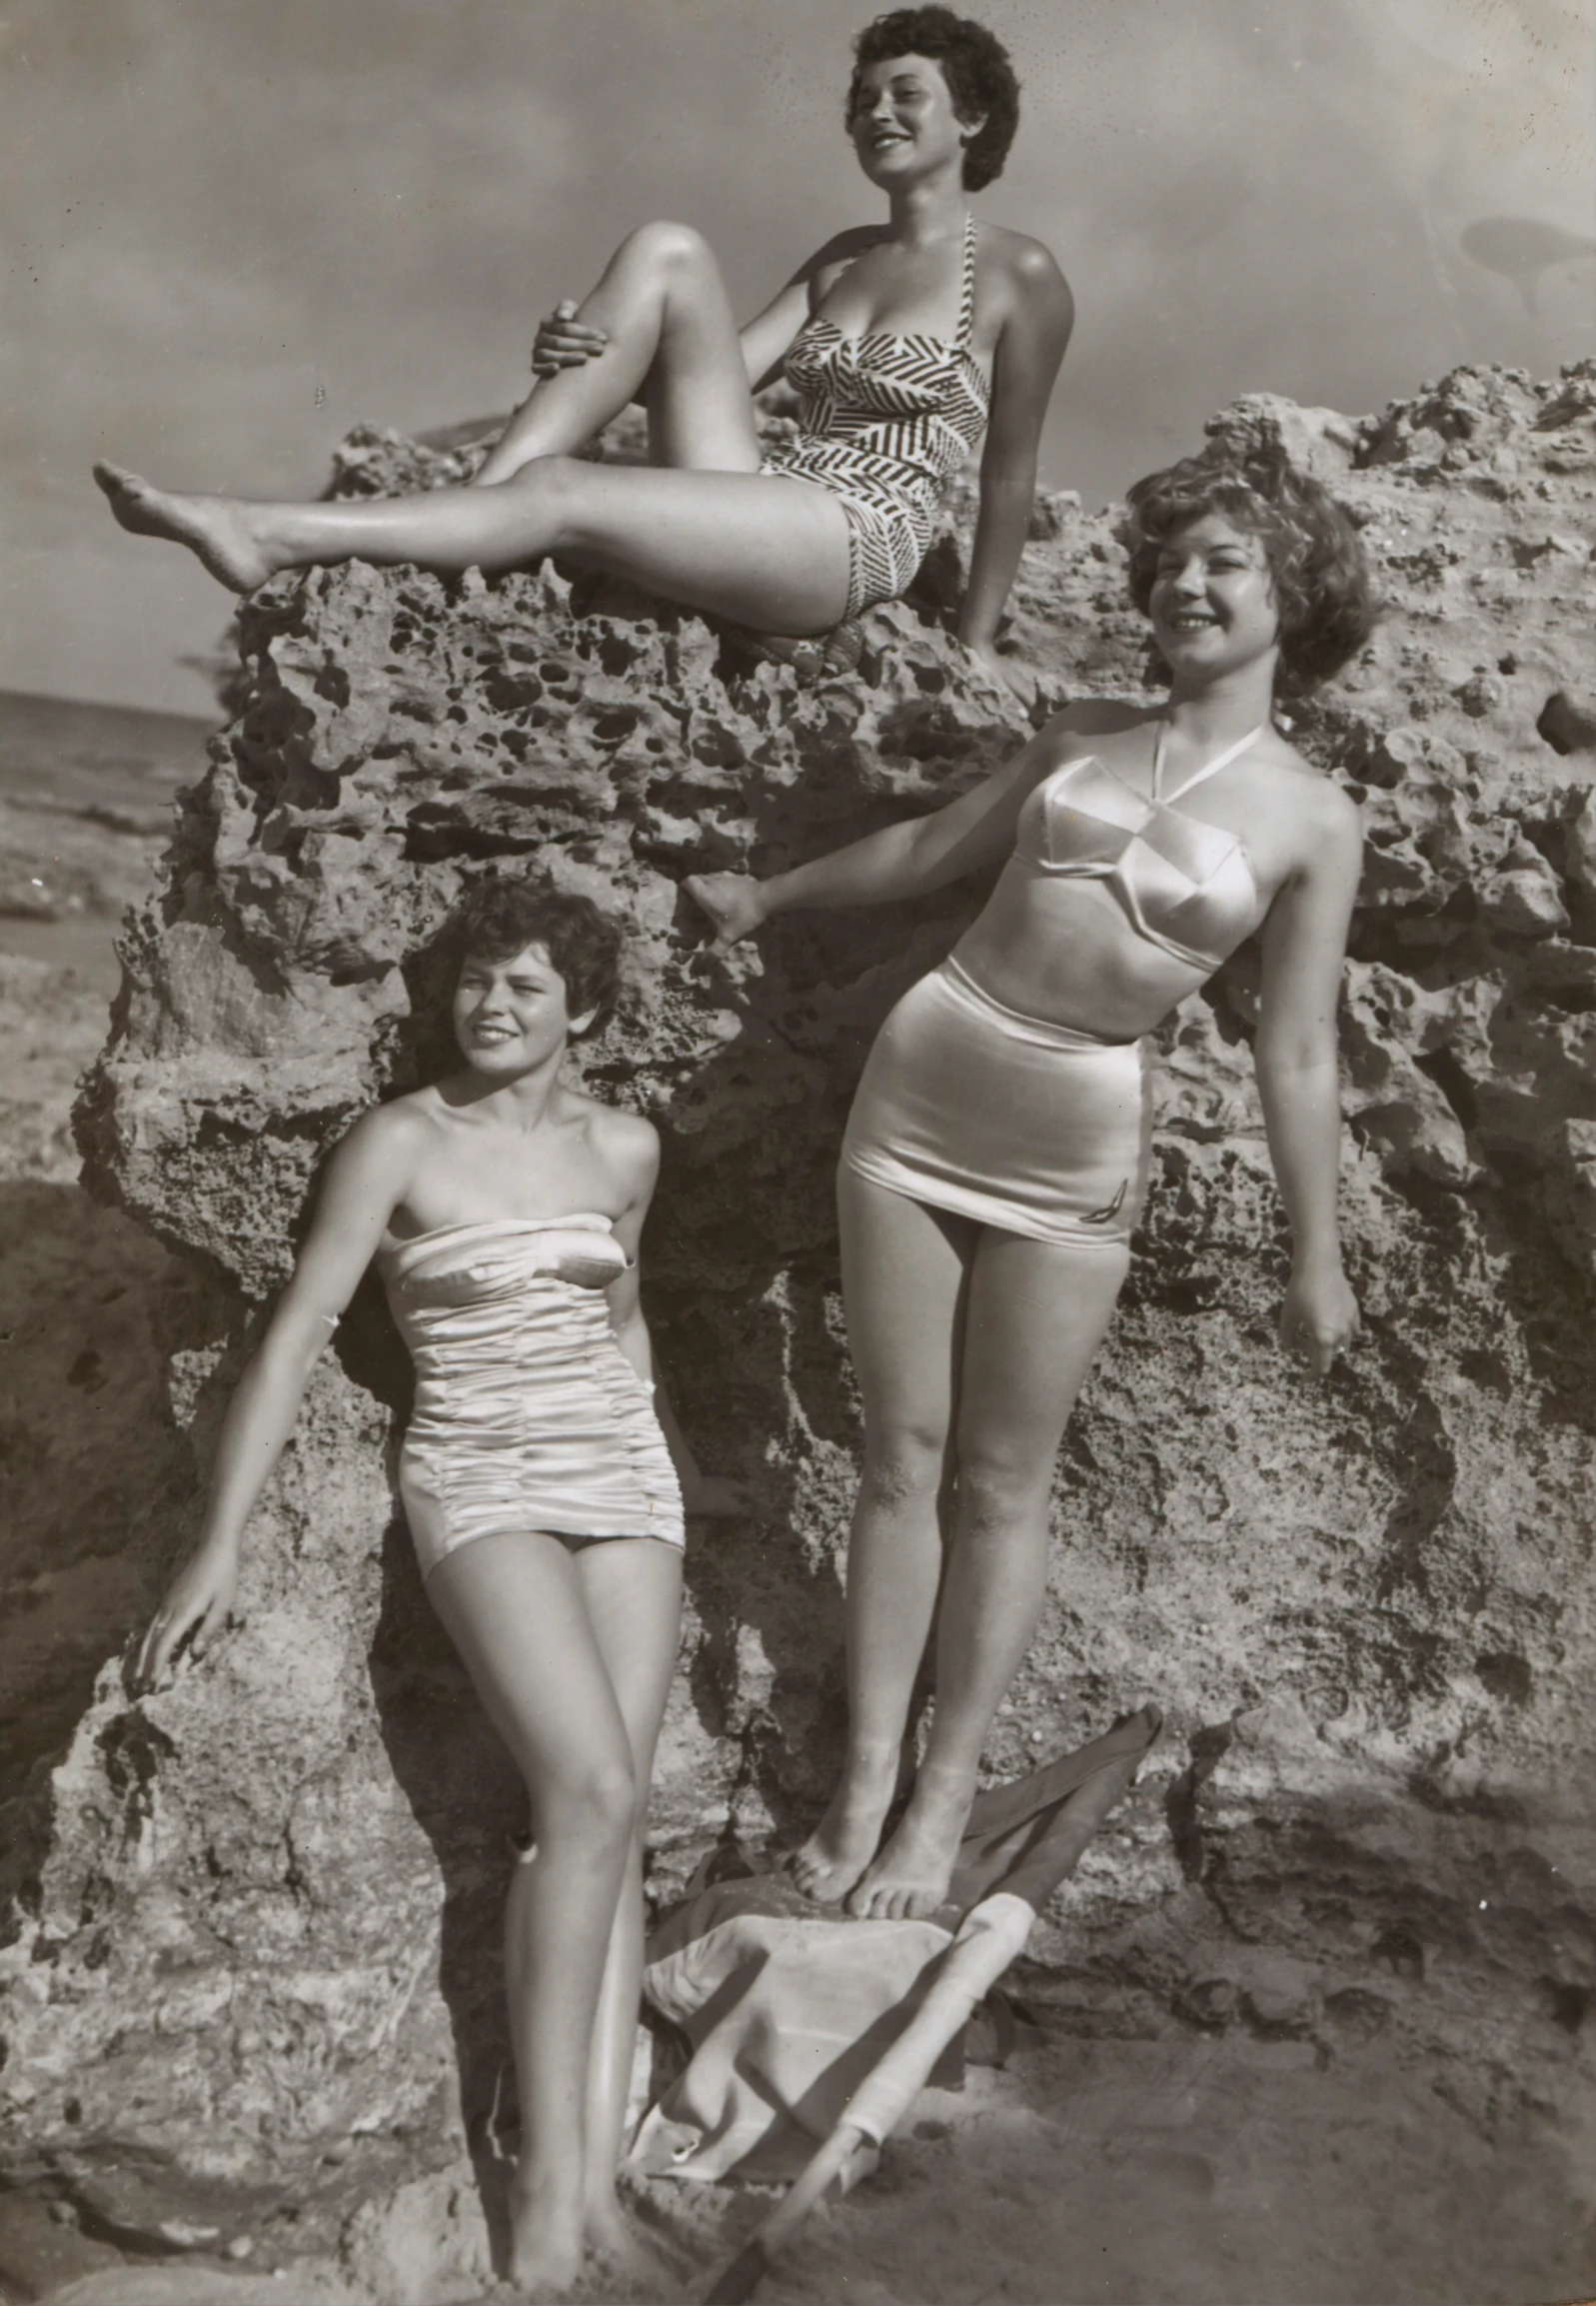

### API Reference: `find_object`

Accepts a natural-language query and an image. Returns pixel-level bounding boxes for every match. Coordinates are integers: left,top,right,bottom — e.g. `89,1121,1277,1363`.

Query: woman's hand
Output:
137,1539,239,1690
531,299,609,379
961,636,1034,707
1279,1258,1361,1375
685,872,768,952
682,1472,756,1519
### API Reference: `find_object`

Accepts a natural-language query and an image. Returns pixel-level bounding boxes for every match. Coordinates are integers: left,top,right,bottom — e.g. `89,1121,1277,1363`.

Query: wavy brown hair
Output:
847,8,1020,191
1124,445,1378,692
443,874,626,1030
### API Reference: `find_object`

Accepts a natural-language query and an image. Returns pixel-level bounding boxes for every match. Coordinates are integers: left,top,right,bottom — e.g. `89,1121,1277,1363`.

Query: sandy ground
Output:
2,694,1592,2306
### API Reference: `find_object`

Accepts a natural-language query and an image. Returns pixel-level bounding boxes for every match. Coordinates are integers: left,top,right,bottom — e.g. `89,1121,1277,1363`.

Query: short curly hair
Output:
442,873,626,1030
847,8,1019,191
1123,445,1378,692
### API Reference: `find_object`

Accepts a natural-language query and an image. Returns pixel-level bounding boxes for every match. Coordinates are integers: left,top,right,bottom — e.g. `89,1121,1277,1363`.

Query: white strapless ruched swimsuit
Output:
378,1216,685,1579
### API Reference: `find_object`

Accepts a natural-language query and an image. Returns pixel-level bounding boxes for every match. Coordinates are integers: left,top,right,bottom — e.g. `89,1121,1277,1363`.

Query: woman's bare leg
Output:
473,220,764,482
848,1231,1130,1921
426,1530,641,2297
91,218,857,622
94,449,852,629
791,1174,971,1903
570,1537,684,2273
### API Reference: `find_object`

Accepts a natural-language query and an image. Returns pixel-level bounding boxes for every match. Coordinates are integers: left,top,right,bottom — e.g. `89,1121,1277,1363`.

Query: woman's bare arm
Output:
686,707,1120,949
959,242,1073,665
137,1108,419,1684
532,229,878,396
605,1119,745,1515
739,227,884,388
1253,780,1364,1373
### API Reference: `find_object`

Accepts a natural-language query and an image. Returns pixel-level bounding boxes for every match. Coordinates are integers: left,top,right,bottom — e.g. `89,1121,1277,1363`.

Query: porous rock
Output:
3,365,1594,2273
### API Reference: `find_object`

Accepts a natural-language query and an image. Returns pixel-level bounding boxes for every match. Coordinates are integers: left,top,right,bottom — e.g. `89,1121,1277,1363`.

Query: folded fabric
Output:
632,1707,1160,2183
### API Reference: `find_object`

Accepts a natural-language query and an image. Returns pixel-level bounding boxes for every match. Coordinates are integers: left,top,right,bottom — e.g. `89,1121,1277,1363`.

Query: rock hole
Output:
1412,1047,1479,1129
593,710,640,743
1474,1650,1532,1703
1370,1926,1424,1981
1457,1346,1512,1396
1537,692,1596,756
1541,1980,1590,2034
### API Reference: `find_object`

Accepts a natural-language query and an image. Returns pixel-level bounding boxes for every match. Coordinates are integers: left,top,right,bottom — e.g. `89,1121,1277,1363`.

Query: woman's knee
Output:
951,1441,1055,1532
536,1745,638,1850
495,453,586,541
618,218,716,281
859,1424,947,1513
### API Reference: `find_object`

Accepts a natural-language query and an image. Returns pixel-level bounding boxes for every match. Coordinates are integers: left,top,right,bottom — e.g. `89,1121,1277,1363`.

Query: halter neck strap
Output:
955,213,978,349
1152,722,1267,805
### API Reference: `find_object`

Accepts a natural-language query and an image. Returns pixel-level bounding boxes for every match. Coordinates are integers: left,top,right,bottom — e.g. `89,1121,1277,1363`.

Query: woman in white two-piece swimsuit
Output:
94,10,1070,683
139,880,742,2296
689,444,1379,1923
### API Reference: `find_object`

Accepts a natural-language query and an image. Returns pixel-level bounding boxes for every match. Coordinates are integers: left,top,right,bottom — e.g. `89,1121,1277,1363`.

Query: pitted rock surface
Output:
3,364,1594,2278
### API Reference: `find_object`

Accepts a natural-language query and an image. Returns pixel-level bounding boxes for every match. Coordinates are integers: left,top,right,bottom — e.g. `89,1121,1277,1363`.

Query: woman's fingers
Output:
135,1613,167,1689
1281,1307,1358,1374
138,1603,193,1689
683,873,731,943
137,1551,240,1689
1279,1267,1360,1376
530,299,609,377
683,872,761,950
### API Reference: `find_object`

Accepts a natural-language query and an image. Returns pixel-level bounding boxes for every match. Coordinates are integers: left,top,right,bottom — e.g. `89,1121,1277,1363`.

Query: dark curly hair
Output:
847,8,1019,190
1123,445,1378,692
442,873,626,1030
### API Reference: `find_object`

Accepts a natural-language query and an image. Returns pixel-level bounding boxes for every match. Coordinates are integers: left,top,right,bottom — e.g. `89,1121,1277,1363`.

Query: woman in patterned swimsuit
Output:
94,9,1071,687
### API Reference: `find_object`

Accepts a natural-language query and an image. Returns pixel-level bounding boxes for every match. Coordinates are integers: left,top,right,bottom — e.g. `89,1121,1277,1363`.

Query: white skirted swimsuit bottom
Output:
379,1217,685,1581
841,957,1153,1250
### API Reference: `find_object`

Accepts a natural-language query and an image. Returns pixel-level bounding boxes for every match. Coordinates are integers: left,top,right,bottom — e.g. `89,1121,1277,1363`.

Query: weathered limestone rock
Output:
3,365,1594,2277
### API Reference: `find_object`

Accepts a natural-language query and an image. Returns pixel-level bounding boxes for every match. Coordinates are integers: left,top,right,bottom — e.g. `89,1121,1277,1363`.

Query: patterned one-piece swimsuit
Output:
761,214,991,619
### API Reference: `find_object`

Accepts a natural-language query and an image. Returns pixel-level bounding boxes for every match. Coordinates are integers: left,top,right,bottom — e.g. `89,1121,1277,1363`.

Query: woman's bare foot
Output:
92,461,281,593
790,1738,904,1904
585,2191,677,2286
507,2169,586,2297
845,1760,977,1921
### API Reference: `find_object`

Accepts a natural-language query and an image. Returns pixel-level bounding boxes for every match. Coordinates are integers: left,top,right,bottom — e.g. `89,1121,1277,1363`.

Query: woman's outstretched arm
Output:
1253,780,1364,1374
686,715,1078,949
137,1109,418,1685
958,244,1073,670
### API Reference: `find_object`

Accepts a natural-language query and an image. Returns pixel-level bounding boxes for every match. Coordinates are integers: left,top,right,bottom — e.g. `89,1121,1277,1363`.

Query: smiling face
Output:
1148,513,1282,689
849,52,976,186
452,941,593,1079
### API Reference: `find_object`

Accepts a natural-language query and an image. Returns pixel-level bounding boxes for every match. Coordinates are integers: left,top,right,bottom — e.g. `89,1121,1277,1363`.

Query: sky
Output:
2,0,1592,715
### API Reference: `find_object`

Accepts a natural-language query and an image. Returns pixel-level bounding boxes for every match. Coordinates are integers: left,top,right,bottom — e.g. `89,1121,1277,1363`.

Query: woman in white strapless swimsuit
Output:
139,877,741,2296
95,11,1071,685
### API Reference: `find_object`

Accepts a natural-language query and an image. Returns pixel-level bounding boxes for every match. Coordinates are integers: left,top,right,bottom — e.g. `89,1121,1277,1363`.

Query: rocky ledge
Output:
2,365,1593,2288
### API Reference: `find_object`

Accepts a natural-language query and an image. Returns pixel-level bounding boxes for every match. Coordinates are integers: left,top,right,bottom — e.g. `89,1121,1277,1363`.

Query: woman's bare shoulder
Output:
795,224,886,283
569,1092,660,1190
1251,737,1363,862
337,1090,441,1159
979,223,1071,300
